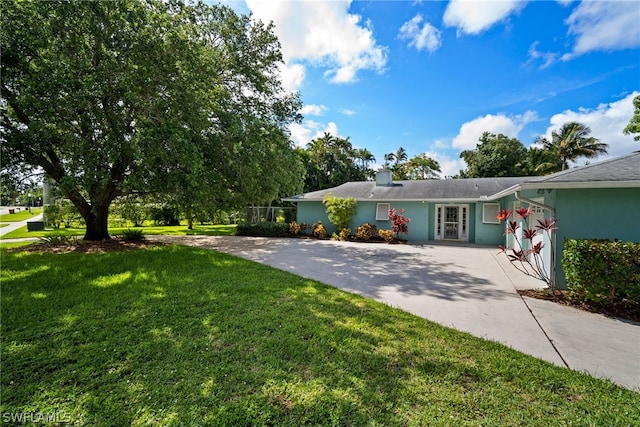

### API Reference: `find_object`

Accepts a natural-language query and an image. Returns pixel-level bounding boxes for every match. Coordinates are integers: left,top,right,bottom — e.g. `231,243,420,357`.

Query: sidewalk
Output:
0,210,43,238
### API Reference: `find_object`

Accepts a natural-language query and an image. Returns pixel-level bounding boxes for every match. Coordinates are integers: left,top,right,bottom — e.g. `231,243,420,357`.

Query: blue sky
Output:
216,0,640,177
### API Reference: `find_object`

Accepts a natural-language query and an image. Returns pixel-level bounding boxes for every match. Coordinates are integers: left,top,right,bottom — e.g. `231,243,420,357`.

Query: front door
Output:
435,204,469,241
444,206,459,239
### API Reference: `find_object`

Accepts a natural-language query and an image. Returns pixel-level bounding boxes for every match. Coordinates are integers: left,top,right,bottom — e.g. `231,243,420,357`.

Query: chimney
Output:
376,170,393,186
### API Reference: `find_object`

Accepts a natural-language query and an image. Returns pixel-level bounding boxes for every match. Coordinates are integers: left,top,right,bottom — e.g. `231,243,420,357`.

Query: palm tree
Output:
354,148,375,170
536,122,608,172
383,152,395,169
395,147,408,165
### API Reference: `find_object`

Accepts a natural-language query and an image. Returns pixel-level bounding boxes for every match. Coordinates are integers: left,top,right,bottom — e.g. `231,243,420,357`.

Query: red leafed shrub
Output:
388,208,410,238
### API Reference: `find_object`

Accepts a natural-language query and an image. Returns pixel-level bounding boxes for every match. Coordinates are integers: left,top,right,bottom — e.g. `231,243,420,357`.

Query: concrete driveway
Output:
156,236,639,390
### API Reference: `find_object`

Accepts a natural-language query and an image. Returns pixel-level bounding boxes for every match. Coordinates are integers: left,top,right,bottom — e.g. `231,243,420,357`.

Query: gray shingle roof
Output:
286,177,527,201
284,152,640,202
526,151,640,183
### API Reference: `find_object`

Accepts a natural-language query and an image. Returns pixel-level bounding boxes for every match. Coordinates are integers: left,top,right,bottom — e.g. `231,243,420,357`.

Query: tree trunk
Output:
186,206,193,230
82,202,111,241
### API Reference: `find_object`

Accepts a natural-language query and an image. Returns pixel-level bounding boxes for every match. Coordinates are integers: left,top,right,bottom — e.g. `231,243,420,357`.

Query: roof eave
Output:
520,180,640,191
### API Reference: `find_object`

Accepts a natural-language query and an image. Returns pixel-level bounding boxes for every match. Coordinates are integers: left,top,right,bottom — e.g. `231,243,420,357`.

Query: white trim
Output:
376,203,390,220
482,203,500,224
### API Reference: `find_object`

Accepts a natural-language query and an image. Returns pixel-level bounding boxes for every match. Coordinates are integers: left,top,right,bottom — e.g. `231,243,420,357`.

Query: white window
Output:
482,203,500,224
376,203,390,220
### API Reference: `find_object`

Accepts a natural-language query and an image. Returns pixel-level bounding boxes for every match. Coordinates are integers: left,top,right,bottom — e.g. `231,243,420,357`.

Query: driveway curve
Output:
150,235,639,391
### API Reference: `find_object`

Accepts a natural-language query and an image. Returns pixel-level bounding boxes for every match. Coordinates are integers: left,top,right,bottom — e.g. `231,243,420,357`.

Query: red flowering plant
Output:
496,207,558,288
388,208,410,239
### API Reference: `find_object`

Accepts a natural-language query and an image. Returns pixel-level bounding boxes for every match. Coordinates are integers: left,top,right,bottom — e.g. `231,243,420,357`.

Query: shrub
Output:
44,204,62,229
289,221,301,235
355,223,377,241
312,221,327,239
338,228,351,241
378,229,394,243
122,228,145,241
388,208,410,238
38,235,79,246
149,205,180,226
563,239,640,304
236,222,289,237
59,199,81,228
323,193,357,231
496,208,558,288
112,196,147,226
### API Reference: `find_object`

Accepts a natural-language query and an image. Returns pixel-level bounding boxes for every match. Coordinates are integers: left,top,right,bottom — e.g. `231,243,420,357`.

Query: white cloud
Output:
539,92,639,160
299,104,328,116
340,108,357,116
398,14,442,53
562,1,640,60
279,63,306,93
246,0,388,87
526,41,560,69
443,0,526,35
422,151,467,178
452,111,538,149
288,120,340,147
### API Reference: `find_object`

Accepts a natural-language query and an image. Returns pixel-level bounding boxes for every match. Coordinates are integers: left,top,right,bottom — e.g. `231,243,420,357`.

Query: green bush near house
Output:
322,193,357,231
563,239,640,304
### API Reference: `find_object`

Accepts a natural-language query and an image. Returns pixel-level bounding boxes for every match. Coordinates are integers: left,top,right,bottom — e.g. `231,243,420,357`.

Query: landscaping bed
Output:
519,289,640,323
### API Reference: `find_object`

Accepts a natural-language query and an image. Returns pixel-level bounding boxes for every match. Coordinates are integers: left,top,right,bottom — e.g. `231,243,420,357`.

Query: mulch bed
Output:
518,289,640,323
9,238,166,254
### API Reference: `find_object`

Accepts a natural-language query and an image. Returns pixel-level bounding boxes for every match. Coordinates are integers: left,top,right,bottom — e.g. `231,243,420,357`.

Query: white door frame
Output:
435,204,469,241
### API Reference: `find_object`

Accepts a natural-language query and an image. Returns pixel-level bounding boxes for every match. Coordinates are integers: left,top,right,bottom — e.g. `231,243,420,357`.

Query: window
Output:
376,203,390,220
482,203,500,224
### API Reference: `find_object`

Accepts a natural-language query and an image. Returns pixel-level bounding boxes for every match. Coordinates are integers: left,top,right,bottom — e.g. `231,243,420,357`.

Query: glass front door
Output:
444,206,459,239
435,204,469,241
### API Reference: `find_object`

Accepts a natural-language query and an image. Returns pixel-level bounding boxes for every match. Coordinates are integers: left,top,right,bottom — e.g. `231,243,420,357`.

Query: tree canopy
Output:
459,132,529,178
297,133,372,192
1,0,303,239
623,94,640,142
459,122,609,177
534,122,607,172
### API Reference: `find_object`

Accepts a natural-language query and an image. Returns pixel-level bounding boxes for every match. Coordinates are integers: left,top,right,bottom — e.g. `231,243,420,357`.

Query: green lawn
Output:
0,207,43,222
0,223,236,239
2,245,638,426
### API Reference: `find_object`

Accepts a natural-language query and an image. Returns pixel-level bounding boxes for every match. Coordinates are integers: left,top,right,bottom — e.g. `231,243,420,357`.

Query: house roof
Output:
527,150,640,184
284,177,528,202
284,151,640,203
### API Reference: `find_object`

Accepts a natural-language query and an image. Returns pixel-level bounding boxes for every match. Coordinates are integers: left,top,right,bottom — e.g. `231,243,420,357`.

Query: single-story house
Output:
283,151,640,288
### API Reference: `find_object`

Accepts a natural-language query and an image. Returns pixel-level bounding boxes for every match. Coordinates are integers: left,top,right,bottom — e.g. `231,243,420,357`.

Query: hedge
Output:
235,222,289,237
562,239,640,304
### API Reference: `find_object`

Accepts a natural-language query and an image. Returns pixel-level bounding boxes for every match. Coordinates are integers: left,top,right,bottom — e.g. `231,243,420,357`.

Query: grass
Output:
0,223,237,239
0,207,42,222
2,245,639,426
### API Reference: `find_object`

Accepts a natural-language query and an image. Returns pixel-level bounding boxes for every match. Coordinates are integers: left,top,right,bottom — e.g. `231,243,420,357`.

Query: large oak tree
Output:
459,132,529,178
1,0,303,240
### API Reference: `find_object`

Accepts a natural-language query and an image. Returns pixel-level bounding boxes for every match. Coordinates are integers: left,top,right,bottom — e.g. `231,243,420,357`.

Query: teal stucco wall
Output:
554,187,640,287
296,200,430,240
473,201,505,245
